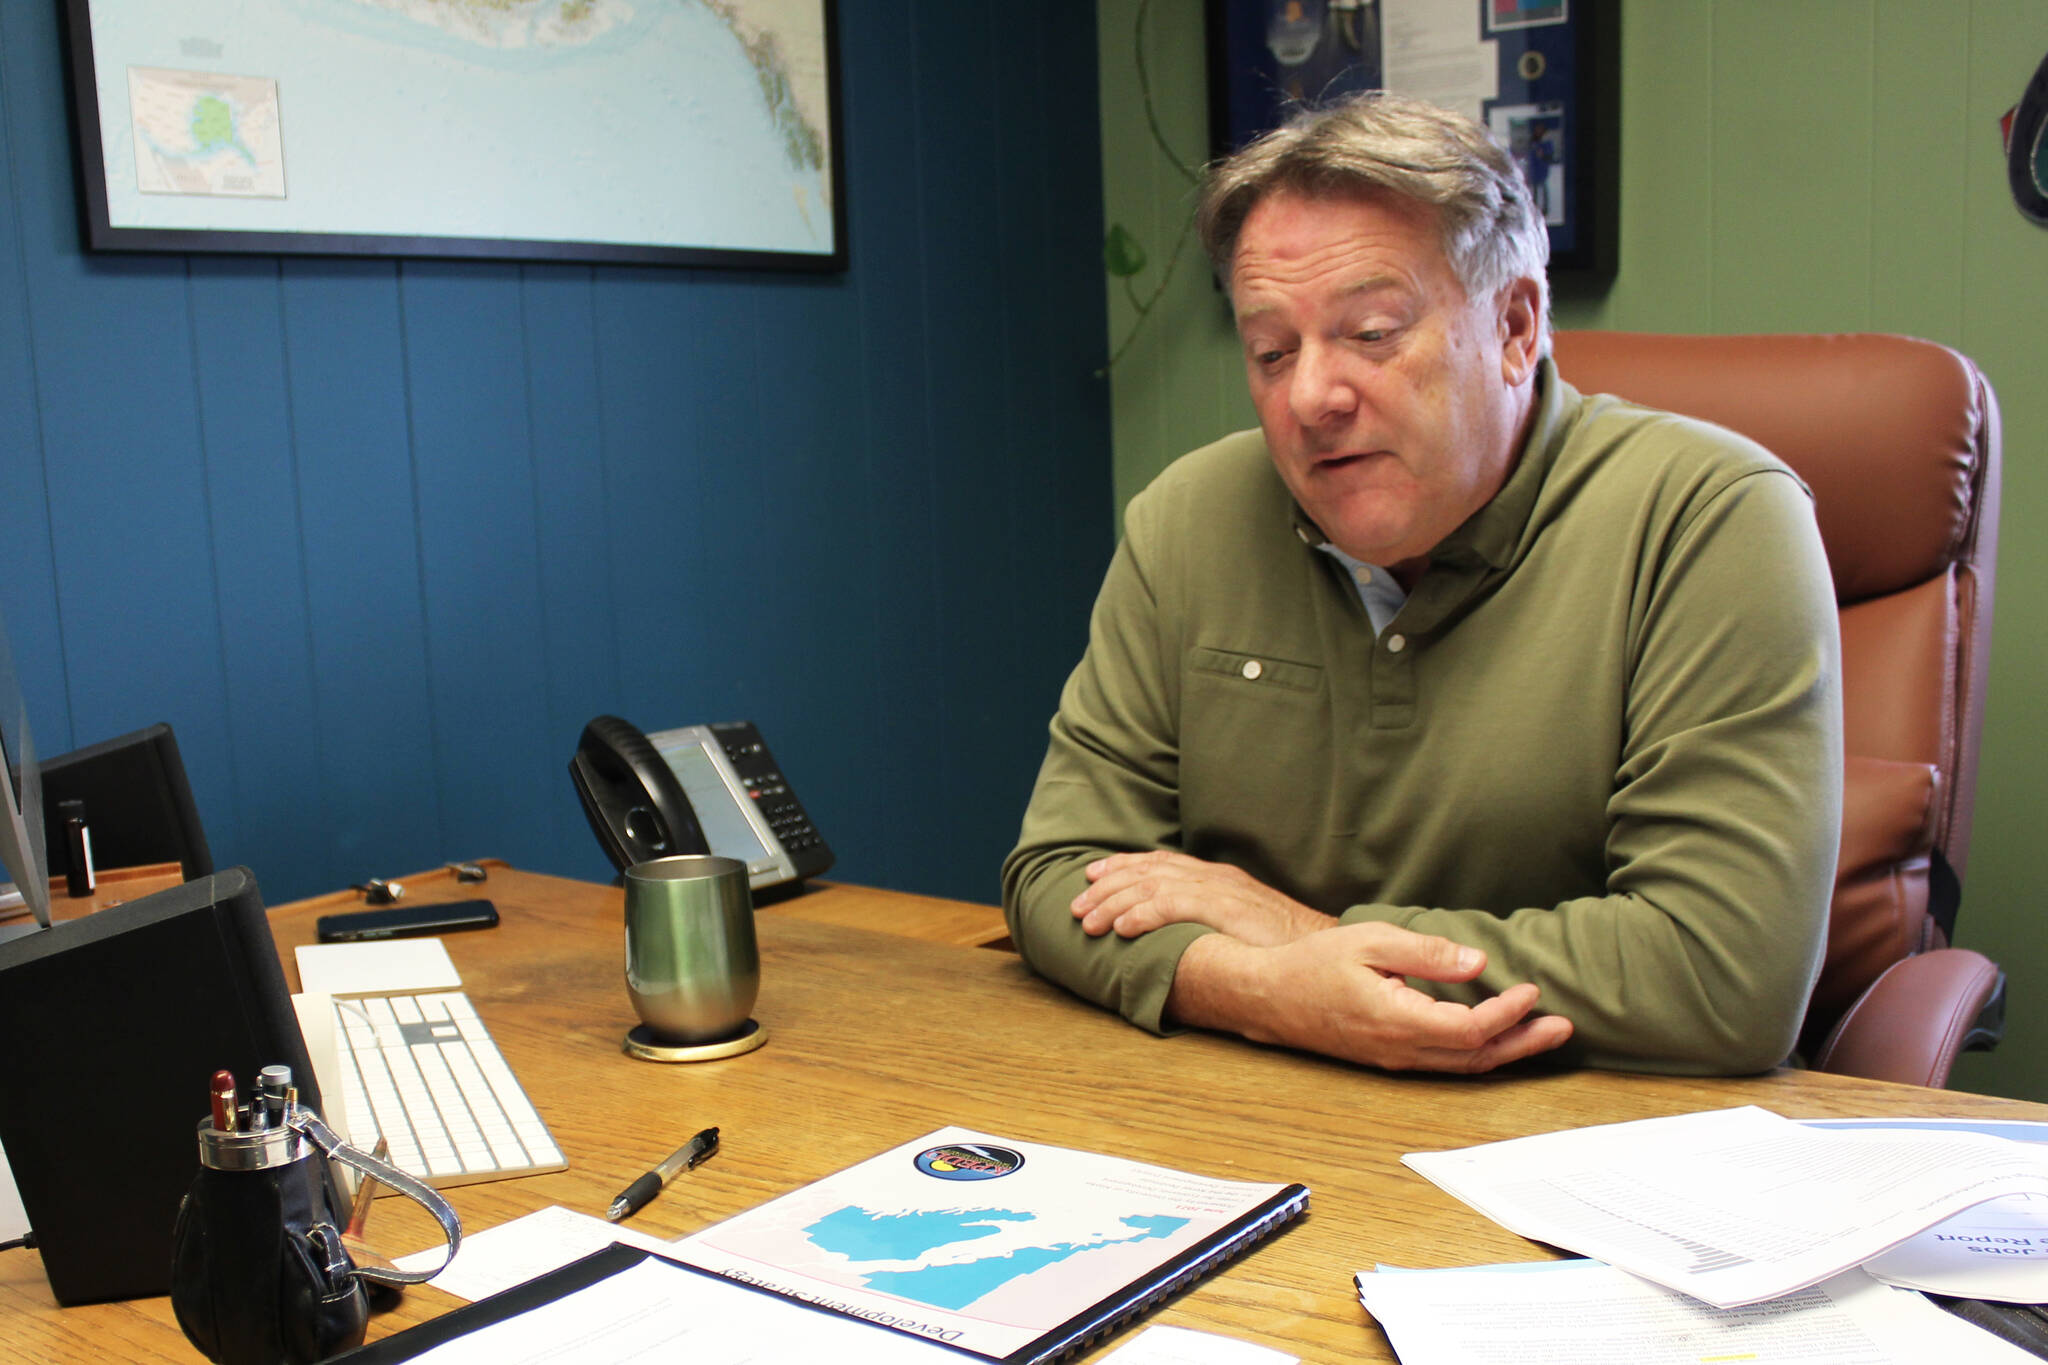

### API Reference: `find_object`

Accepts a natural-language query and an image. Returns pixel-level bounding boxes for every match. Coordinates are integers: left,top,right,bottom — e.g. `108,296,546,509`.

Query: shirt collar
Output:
1313,541,1409,635
1432,354,1573,573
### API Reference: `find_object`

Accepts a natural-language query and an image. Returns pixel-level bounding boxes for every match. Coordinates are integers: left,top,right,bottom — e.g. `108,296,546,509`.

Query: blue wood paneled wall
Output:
0,1,1113,905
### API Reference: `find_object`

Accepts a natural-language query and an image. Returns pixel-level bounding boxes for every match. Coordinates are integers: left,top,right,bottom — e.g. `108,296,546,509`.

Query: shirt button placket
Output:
1370,630,1417,728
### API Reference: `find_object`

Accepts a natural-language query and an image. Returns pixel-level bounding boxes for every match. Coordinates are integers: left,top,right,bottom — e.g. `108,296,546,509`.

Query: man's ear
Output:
1496,277,1543,386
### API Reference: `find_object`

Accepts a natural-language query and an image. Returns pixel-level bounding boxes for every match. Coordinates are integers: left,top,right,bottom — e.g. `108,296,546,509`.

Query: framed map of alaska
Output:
60,0,847,270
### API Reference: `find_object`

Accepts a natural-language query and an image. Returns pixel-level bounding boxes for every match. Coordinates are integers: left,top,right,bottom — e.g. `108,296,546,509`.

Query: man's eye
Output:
1355,328,1387,343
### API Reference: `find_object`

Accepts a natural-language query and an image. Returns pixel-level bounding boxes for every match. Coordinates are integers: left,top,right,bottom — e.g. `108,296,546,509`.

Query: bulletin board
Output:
1206,0,1617,287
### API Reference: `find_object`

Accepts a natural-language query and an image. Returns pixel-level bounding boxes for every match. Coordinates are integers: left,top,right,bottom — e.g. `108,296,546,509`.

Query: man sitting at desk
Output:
1002,93,1842,1076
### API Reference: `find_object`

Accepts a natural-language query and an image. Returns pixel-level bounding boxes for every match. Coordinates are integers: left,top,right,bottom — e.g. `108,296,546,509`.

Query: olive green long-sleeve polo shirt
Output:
1002,362,1841,1075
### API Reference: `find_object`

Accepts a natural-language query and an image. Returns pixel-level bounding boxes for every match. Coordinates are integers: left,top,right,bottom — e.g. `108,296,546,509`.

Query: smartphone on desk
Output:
316,899,499,943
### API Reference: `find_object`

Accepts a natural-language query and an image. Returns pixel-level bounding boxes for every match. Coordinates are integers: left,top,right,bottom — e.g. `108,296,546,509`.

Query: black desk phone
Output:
568,715,833,891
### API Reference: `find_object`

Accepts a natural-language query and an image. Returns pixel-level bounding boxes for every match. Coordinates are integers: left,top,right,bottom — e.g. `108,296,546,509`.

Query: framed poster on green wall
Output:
1206,0,1617,287
60,0,847,271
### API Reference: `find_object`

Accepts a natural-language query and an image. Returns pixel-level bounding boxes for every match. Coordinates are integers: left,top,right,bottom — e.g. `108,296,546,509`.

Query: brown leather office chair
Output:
1551,331,2005,1088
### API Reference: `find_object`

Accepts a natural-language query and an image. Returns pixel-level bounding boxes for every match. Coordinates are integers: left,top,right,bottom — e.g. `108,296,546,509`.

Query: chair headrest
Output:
1551,331,1995,604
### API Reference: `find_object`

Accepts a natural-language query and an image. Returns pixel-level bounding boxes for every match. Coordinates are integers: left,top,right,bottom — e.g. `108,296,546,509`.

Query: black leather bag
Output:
171,1103,460,1365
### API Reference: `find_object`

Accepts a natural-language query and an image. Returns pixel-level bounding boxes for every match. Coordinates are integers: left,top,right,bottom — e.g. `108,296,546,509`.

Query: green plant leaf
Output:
1103,223,1148,278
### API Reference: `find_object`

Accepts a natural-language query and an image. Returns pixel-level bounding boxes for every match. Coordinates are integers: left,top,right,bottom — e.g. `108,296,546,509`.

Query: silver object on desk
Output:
622,854,766,1062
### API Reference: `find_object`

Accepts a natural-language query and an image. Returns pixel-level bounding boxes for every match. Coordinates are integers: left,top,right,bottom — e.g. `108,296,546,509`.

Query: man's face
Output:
1230,189,1541,575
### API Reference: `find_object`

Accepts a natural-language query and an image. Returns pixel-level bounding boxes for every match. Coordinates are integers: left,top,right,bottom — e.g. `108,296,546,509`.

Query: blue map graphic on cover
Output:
804,1206,1191,1311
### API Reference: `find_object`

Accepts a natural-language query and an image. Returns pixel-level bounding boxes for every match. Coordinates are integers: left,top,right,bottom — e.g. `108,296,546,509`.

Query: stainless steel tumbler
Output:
623,854,758,1044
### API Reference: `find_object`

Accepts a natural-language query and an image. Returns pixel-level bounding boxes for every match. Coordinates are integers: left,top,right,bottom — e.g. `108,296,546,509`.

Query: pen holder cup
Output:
170,1103,462,1365
171,1117,365,1365
623,854,759,1047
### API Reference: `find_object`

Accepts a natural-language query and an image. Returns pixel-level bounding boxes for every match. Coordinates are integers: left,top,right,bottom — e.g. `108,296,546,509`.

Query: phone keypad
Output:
712,722,833,877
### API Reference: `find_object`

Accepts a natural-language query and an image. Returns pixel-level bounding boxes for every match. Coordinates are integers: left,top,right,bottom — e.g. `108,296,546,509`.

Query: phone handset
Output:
568,715,712,873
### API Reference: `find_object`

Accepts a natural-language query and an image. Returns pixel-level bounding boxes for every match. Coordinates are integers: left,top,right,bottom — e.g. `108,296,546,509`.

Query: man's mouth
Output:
1311,450,1376,472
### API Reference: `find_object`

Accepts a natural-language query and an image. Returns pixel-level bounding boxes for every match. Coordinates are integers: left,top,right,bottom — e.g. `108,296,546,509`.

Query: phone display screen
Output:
661,742,772,865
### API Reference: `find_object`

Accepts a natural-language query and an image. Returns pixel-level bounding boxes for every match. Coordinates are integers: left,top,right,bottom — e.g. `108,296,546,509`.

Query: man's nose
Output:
1289,343,1359,427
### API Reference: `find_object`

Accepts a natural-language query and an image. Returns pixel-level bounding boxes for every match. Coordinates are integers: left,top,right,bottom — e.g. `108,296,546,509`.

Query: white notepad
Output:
295,936,462,997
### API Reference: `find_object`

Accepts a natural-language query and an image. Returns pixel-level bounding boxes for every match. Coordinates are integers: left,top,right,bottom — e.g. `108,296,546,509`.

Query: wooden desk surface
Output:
26,860,185,923
6,863,2045,1363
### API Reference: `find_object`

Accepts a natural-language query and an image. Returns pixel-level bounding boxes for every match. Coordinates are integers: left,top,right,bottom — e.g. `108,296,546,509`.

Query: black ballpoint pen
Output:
606,1126,719,1222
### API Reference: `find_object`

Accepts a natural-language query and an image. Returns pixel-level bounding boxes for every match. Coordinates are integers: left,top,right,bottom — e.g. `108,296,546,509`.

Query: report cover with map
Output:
667,1126,1310,1363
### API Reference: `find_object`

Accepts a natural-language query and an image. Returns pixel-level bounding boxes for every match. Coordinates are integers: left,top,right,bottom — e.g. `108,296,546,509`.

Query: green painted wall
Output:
1096,0,2048,1100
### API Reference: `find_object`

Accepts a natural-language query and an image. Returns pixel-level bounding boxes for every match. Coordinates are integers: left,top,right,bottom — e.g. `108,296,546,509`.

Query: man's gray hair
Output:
1197,91,1550,316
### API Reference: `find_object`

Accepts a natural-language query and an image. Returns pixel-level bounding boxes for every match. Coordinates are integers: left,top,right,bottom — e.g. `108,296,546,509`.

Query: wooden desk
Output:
25,860,185,924
6,863,2045,1363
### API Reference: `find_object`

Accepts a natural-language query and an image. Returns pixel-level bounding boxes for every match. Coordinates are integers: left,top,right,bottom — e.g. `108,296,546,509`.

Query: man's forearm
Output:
1070,850,1337,945
1003,834,1214,1034
1161,933,1264,1038
1162,921,1574,1072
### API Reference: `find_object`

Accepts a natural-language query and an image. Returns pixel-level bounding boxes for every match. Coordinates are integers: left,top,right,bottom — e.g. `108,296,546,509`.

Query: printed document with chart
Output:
667,1127,1308,1362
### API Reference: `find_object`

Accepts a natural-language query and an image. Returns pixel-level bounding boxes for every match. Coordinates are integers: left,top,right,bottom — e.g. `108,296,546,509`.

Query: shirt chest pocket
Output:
1187,646,1322,693
1181,647,1343,844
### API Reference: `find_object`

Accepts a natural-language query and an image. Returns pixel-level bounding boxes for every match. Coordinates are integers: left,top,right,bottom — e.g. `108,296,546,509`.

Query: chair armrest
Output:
1811,948,2005,1088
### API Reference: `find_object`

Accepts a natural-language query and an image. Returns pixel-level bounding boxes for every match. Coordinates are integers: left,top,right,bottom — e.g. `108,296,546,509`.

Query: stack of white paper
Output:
1809,1118,2048,1303
1401,1105,2048,1307
1355,1260,2039,1365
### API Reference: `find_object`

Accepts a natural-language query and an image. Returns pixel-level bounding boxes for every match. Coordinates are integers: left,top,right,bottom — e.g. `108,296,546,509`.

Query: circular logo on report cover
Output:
913,1142,1026,1181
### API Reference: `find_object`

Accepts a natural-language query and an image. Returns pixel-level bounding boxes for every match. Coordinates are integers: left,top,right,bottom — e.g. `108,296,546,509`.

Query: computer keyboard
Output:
330,989,567,1187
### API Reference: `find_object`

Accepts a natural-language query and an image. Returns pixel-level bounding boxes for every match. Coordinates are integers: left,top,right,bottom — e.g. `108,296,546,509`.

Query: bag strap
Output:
286,1107,463,1286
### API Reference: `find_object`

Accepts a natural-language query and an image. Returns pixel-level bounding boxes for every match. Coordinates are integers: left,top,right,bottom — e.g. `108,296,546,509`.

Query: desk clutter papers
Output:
354,1129,1307,1365
1401,1105,2048,1308
1354,1260,2044,1365
1859,1190,2048,1300
1361,1108,2048,1364
1808,1118,2048,1303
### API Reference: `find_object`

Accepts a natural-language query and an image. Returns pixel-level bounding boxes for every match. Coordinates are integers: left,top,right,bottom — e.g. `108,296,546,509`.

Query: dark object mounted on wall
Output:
2005,51,2048,226
59,0,848,271
1205,0,1619,289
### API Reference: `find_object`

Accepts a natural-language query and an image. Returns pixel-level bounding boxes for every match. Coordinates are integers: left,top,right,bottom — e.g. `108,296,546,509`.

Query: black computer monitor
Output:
0,866,318,1304
40,721,212,882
